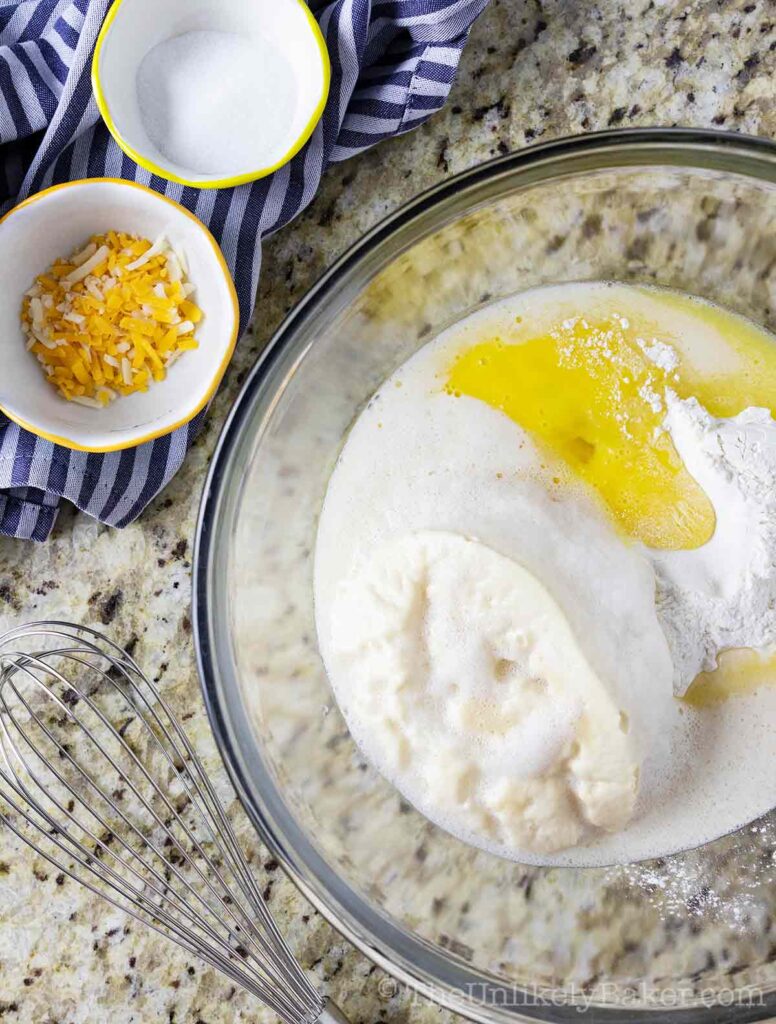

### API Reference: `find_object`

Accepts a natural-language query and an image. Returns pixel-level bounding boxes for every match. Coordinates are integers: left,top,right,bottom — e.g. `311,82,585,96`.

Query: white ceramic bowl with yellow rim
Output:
0,178,239,452
92,0,330,189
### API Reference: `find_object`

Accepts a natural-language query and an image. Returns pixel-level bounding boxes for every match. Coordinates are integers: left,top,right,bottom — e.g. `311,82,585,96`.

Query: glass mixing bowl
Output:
194,129,776,1023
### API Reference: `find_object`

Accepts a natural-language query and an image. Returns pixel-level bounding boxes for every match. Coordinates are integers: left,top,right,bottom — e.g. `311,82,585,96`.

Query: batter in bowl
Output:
314,282,776,867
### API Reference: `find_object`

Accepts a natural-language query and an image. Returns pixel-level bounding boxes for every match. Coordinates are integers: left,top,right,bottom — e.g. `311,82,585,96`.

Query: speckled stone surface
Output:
1,1,776,1022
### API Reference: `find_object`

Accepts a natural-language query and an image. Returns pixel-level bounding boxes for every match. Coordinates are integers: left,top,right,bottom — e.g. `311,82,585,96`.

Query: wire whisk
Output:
0,621,348,1024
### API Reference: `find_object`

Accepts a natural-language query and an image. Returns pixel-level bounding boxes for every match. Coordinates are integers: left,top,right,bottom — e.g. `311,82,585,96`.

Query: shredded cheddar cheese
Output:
21,232,203,407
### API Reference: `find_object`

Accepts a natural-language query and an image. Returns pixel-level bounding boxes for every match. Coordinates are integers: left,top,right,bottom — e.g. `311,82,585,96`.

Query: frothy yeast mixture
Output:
314,282,776,866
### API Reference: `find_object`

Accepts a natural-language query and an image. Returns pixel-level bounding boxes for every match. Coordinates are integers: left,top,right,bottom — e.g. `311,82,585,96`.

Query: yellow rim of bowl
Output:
92,0,331,189
0,177,240,453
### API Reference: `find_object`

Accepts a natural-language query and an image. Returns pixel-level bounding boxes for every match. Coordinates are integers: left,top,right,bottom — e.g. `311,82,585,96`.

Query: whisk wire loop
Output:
0,663,292,1012
0,622,331,1024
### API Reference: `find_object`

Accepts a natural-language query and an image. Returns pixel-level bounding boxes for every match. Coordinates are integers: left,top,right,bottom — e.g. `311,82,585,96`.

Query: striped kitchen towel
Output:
0,0,488,541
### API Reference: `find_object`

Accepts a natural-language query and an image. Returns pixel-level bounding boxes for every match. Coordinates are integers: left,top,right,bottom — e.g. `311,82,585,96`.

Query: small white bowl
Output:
92,0,330,189
0,178,239,452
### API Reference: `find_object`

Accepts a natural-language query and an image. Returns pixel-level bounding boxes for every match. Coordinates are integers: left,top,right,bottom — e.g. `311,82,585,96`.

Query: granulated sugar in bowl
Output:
93,0,330,188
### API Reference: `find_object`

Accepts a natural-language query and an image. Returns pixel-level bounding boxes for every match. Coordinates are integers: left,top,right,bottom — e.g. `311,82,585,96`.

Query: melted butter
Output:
446,289,776,550
641,289,776,418
684,648,776,707
447,315,713,549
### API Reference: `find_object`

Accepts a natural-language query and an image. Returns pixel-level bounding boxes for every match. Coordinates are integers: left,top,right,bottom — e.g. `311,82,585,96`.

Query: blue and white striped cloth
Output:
0,0,488,541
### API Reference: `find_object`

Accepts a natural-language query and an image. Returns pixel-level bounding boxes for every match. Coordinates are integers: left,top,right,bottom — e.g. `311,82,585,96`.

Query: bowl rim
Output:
193,128,776,1024
92,0,332,190
0,176,240,452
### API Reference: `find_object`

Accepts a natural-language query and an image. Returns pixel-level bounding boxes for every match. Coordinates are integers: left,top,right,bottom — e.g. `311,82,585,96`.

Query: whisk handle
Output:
316,999,352,1024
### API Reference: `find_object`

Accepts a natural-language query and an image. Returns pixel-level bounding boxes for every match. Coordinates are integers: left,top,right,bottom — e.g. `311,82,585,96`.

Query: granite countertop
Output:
1,1,775,1022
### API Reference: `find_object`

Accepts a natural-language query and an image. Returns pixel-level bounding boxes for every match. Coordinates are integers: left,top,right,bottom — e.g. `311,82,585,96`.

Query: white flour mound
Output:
653,394,776,695
327,531,638,855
